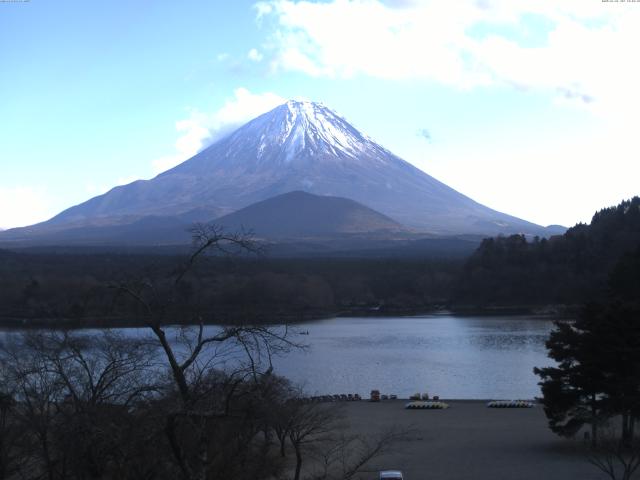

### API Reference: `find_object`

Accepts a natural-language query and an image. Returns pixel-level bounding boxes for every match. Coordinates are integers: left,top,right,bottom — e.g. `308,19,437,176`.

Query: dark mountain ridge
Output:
0,191,481,256
215,191,406,238
0,192,412,250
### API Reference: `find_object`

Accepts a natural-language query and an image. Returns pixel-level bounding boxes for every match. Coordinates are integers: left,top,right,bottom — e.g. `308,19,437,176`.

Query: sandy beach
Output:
338,400,601,480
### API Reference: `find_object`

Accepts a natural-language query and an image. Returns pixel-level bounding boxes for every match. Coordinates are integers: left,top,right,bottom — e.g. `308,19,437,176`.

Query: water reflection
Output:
0,315,556,399
271,315,555,399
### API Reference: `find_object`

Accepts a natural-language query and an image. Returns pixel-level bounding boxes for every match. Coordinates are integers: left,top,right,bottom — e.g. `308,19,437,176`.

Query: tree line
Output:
455,196,640,308
0,246,461,327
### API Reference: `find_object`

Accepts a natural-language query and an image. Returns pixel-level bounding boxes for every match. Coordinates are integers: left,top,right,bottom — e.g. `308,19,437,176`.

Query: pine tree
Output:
535,248,640,447
534,307,609,446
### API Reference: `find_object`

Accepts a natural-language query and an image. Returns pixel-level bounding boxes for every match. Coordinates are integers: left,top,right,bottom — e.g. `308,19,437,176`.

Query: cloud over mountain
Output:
151,88,285,173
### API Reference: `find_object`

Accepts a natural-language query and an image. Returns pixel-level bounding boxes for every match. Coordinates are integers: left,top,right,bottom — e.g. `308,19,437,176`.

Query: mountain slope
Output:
215,191,405,238
4,100,557,239
0,192,407,247
0,216,192,246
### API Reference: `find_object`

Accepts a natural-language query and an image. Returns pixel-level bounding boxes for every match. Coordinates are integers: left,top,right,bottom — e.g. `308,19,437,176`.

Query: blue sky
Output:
1,0,639,229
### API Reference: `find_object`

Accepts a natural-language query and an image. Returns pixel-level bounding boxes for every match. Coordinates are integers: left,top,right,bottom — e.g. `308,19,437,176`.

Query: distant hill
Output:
0,192,408,249
543,224,568,236
454,196,640,307
215,191,405,238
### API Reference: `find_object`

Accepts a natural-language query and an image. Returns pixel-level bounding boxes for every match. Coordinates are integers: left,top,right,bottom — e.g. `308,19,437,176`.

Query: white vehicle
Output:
379,470,404,480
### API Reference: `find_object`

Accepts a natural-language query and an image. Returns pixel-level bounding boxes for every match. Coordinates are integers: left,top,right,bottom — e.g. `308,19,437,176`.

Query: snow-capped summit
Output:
181,100,390,170
272,100,383,161
20,100,551,237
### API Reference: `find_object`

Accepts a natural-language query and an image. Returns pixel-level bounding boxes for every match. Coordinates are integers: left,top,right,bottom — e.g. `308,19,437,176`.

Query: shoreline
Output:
0,305,574,329
300,398,541,404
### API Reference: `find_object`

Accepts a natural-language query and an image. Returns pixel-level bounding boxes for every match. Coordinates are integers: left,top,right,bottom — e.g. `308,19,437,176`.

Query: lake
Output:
271,314,556,399
1,314,557,400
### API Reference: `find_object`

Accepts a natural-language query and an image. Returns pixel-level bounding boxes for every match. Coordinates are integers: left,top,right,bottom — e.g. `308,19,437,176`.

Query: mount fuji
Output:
2,100,561,245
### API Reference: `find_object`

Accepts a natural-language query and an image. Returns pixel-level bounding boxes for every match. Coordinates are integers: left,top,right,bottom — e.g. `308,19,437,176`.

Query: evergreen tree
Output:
535,248,640,446
534,307,608,446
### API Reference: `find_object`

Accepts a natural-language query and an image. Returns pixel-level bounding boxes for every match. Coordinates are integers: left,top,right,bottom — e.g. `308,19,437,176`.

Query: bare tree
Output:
310,428,412,480
0,225,305,480
111,224,300,480
277,396,411,480
0,330,159,480
286,402,345,480
2,333,68,480
0,389,24,480
586,422,640,480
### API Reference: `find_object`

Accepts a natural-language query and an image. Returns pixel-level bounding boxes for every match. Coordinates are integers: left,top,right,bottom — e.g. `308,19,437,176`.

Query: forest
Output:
0,197,639,326
0,248,462,327
455,197,640,309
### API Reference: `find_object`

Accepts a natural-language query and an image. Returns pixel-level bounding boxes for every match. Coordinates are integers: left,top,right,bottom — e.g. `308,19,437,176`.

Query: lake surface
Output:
271,315,556,399
1,314,556,399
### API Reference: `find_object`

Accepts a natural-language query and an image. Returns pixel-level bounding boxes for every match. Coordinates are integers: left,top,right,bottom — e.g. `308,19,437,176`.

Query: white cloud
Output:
151,88,286,174
256,0,640,119
254,0,640,227
0,186,56,229
151,115,212,173
257,0,496,83
255,1,273,19
248,48,264,62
